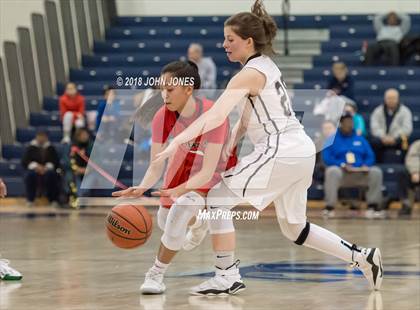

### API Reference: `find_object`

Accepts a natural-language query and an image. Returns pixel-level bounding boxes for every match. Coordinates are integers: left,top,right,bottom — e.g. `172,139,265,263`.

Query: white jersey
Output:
216,53,316,214
240,54,310,157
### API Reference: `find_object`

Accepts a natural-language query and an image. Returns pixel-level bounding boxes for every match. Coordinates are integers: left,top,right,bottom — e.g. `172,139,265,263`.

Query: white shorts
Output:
207,131,316,224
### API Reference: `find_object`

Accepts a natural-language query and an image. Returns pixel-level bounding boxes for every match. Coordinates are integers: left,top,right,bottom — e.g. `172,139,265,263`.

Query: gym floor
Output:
0,205,419,310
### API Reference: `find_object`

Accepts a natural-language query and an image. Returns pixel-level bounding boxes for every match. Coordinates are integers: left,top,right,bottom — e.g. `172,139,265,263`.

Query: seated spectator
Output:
365,12,411,66
60,82,86,144
69,128,94,200
313,93,347,123
96,86,120,137
400,34,420,65
315,120,337,162
21,131,60,206
396,140,420,217
343,100,366,136
370,88,413,163
188,43,217,90
327,62,354,100
322,113,384,219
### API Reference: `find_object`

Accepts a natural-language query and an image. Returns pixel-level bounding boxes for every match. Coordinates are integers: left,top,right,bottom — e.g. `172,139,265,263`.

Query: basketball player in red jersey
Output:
112,61,237,294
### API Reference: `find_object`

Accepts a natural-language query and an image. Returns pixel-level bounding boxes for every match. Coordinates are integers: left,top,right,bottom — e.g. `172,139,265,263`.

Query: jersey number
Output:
275,79,292,116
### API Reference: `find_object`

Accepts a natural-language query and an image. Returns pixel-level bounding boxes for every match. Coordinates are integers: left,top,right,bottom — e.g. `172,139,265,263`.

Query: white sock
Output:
304,223,362,263
215,251,235,269
152,257,170,274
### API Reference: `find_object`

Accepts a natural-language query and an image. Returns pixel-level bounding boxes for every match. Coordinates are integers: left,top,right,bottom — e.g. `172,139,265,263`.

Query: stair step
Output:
275,29,329,42
275,49,320,56
273,41,321,50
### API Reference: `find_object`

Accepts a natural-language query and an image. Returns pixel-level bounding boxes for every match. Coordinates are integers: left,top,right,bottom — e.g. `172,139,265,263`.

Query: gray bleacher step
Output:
283,77,303,85
273,55,312,63
279,69,303,79
275,49,320,56
273,41,321,51
277,63,313,70
275,29,329,42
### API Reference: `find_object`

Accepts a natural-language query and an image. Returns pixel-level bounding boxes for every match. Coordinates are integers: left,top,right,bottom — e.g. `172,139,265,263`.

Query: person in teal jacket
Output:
322,113,384,219
343,100,366,136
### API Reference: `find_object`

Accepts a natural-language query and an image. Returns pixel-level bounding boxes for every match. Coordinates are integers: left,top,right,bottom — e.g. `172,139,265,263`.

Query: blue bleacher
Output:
3,13,419,198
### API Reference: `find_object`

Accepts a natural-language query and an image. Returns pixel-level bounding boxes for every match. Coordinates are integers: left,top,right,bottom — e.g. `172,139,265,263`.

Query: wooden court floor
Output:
0,207,419,310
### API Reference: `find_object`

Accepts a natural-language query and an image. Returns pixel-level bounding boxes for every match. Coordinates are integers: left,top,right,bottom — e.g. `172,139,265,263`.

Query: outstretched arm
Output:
154,68,266,163
112,142,166,197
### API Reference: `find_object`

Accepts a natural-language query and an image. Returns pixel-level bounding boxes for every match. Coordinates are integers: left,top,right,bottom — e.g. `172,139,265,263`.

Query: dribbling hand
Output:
112,186,146,198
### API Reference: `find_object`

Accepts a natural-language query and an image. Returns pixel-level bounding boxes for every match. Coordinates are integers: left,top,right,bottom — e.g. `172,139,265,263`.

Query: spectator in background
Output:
21,131,60,207
69,128,94,199
60,82,86,144
365,12,411,66
315,120,337,162
322,113,384,219
370,88,413,163
344,100,366,136
327,62,354,100
96,86,120,135
396,140,420,217
188,43,217,90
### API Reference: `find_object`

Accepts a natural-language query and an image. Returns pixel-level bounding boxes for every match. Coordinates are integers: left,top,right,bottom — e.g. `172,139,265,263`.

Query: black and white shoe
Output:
352,248,384,290
189,260,246,296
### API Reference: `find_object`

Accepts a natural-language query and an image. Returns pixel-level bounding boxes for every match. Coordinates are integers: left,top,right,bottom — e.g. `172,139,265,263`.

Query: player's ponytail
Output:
225,0,277,55
251,0,277,54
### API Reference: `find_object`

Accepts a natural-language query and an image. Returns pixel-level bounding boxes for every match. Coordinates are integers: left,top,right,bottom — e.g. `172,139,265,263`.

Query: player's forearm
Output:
174,171,213,195
173,111,224,146
138,163,165,189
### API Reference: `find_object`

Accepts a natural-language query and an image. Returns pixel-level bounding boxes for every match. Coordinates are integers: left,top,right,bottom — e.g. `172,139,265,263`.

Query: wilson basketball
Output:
106,204,153,249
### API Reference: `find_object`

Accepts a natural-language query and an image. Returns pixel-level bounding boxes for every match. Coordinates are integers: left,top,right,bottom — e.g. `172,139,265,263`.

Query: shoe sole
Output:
189,282,246,296
140,286,166,295
366,248,383,291
1,275,23,281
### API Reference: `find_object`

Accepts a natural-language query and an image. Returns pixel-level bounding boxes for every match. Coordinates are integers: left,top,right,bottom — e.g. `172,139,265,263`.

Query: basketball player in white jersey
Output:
0,178,23,281
154,0,383,295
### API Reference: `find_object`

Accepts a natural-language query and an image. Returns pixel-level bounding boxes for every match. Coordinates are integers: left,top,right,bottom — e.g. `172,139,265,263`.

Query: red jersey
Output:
59,93,85,120
151,97,237,208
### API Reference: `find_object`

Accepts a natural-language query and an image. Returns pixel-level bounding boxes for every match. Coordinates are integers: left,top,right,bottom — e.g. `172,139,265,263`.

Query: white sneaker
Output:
373,210,386,219
140,268,166,294
190,260,246,296
0,259,22,281
183,218,209,251
365,209,375,219
322,208,335,219
353,248,383,291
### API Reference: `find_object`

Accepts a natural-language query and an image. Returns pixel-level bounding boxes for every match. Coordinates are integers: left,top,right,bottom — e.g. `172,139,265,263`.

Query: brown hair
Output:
161,60,201,89
224,0,277,55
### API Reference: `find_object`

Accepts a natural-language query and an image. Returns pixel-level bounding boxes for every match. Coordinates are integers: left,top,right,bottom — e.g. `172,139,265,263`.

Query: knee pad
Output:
278,219,309,245
157,207,169,231
161,192,205,251
208,205,235,235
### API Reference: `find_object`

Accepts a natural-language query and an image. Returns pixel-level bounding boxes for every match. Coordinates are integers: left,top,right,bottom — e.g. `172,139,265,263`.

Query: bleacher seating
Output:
2,13,419,199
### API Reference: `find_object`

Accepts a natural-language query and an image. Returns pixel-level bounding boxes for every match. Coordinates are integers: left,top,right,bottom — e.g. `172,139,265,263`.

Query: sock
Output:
303,223,362,263
215,251,234,269
152,257,170,274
